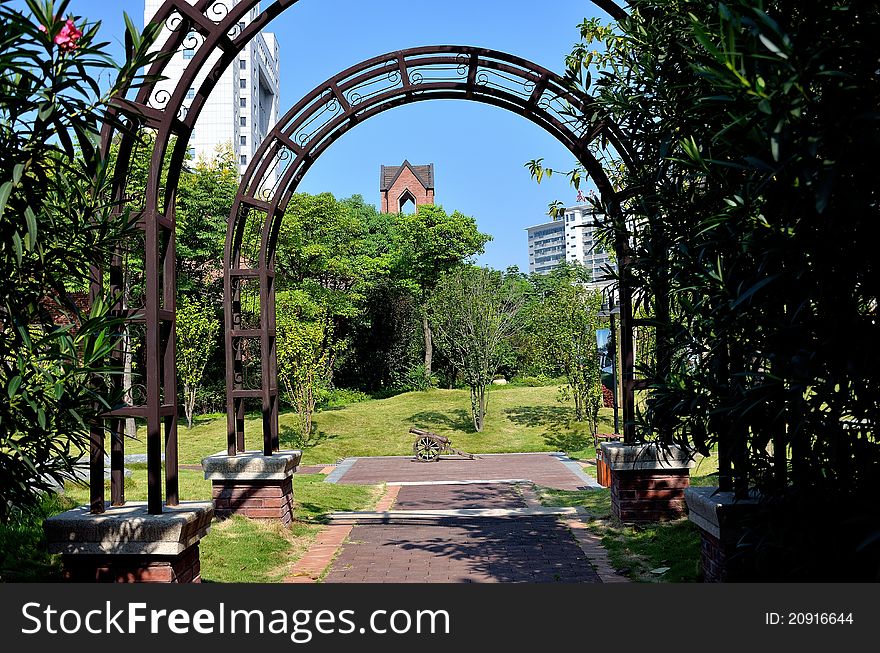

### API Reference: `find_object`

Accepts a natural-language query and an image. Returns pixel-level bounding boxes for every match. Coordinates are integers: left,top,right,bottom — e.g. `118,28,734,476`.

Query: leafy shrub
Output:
316,388,371,411
393,364,437,392
0,492,76,581
512,374,558,387
0,3,158,520
191,380,227,416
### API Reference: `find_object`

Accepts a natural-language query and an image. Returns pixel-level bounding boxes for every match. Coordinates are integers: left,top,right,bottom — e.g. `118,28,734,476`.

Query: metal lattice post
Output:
163,220,179,506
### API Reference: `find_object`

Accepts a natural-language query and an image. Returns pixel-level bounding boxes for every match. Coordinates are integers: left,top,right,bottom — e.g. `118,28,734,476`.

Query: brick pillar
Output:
698,530,728,583
44,502,213,584
610,469,690,522
601,442,695,523
202,449,301,524
212,477,293,524
61,543,202,583
685,486,760,582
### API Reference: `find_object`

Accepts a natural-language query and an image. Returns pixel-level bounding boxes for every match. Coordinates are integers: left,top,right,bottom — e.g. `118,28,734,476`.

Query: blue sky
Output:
36,1,608,271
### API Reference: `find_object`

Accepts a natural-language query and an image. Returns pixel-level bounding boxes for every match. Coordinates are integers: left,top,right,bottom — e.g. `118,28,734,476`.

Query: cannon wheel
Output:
413,436,441,462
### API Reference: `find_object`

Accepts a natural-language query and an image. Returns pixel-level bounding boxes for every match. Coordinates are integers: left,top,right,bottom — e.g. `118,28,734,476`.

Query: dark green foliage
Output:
0,0,159,521
0,492,77,581
335,281,424,391
573,0,880,577
176,145,238,299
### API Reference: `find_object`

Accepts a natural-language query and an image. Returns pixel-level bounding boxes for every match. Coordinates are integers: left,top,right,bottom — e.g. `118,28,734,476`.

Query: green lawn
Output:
0,494,77,582
124,385,614,466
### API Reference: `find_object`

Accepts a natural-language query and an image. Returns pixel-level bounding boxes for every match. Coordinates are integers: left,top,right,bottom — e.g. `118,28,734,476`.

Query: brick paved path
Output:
319,482,603,583
322,517,600,583
329,453,593,490
392,484,527,510
288,454,626,584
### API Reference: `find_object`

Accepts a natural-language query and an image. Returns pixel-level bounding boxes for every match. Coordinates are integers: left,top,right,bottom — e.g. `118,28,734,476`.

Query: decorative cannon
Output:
410,428,477,462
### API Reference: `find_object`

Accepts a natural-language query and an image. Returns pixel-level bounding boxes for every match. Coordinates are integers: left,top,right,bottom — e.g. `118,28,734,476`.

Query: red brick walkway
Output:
392,484,527,510
288,456,625,584
323,516,600,583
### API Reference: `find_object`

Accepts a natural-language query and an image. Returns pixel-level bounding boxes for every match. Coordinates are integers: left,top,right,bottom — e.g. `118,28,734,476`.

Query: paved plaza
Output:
325,452,599,490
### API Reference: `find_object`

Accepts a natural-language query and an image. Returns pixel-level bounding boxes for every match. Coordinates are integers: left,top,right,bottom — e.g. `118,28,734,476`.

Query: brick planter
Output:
203,450,301,524
685,486,760,582
600,443,695,523
44,501,213,583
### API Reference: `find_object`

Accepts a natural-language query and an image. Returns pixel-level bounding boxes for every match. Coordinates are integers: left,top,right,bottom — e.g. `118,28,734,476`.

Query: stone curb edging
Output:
323,458,358,484
374,484,401,512
562,518,631,583
550,453,602,489
284,524,352,584
386,478,531,486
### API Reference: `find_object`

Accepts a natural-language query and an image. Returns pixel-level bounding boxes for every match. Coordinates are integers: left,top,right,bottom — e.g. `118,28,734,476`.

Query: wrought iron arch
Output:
223,45,636,456
94,0,631,515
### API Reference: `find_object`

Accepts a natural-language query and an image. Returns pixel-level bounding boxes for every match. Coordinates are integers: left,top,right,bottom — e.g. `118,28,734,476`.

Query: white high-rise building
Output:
144,1,280,180
526,204,613,289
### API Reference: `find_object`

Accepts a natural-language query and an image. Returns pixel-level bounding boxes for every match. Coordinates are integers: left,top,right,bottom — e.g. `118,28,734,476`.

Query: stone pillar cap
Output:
44,501,214,556
684,486,761,538
202,449,302,481
600,441,696,471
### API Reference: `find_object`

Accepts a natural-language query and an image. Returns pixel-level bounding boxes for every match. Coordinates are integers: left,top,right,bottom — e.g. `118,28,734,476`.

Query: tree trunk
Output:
123,327,137,439
185,384,194,429
122,268,136,440
422,312,433,381
573,381,585,422
470,384,487,432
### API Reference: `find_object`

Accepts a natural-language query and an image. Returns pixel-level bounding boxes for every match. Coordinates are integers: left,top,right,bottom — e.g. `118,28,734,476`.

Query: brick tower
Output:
380,160,435,213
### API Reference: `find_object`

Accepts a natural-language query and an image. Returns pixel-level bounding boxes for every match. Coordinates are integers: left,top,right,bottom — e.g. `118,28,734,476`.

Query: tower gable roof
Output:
380,160,434,191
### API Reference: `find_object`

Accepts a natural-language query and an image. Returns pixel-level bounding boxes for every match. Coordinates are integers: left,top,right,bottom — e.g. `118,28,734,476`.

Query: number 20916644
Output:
765,613,854,625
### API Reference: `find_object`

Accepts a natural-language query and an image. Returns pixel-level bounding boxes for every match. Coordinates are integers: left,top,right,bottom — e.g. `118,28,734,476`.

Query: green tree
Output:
270,192,394,396
176,143,238,297
394,205,491,382
0,1,159,520
276,193,391,328
530,265,604,434
176,299,219,429
275,292,338,442
428,267,523,432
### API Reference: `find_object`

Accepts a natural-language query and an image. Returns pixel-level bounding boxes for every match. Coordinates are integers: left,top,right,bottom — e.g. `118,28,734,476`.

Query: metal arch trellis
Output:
223,44,639,459
93,0,633,516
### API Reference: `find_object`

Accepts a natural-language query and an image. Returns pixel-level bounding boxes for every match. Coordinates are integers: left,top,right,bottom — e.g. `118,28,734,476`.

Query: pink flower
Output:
38,24,47,33
54,19,82,52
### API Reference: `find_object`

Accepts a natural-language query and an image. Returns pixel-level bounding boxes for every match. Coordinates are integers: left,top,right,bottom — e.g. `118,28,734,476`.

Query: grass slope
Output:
126,385,615,466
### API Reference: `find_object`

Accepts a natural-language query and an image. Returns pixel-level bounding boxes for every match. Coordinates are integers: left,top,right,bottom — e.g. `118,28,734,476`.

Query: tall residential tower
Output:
526,204,612,289
144,0,280,179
